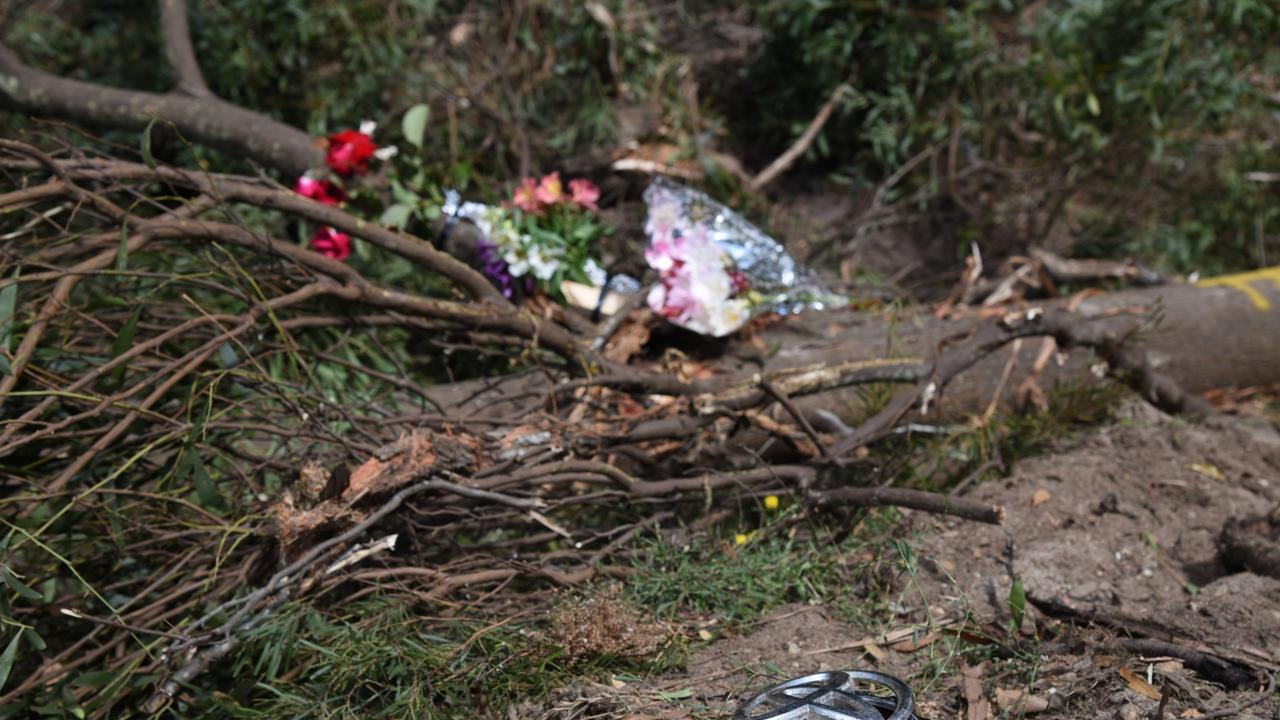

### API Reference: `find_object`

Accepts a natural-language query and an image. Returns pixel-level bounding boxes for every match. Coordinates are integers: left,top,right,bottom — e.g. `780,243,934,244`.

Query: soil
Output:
567,403,1280,719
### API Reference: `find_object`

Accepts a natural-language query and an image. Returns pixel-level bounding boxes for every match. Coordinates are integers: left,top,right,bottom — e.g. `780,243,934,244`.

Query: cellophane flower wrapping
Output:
643,177,844,336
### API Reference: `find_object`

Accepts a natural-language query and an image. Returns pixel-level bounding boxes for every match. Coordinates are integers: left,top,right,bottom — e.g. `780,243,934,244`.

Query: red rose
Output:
294,176,347,206
310,226,352,261
325,129,378,176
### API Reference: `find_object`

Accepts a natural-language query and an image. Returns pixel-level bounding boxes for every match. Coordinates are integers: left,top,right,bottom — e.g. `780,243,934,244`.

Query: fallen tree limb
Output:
809,485,1005,524
0,7,321,175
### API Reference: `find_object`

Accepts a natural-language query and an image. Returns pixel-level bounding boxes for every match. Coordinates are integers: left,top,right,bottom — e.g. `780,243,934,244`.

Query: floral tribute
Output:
445,172,608,300
643,182,753,336
294,121,397,261
642,178,843,337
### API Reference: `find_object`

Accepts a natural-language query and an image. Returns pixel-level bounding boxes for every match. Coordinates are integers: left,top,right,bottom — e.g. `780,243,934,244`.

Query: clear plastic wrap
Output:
643,177,845,336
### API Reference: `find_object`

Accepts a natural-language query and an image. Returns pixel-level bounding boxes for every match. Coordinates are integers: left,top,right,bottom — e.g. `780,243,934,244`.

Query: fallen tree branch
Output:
749,80,848,192
809,485,1005,525
158,0,212,99
0,31,320,175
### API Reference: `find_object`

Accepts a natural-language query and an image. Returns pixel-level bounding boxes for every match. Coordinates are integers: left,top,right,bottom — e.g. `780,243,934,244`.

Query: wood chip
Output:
995,687,1049,713
1118,666,1162,701
961,663,992,720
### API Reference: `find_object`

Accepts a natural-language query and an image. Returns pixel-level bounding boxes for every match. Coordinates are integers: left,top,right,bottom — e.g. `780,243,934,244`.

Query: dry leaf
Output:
995,687,1049,713
697,629,713,641
604,314,652,363
960,663,992,720
864,642,886,662
1031,488,1051,506
1118,667,1162,701
1188,462,1225,481
890,630,939,652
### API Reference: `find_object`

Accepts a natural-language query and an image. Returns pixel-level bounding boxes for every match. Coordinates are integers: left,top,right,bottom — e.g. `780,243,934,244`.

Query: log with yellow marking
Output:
1197,266,1280,311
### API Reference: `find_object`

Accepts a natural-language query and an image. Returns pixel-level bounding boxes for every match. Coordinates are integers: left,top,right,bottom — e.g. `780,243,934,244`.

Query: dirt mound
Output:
640,406,1280,719
915,403,1280,659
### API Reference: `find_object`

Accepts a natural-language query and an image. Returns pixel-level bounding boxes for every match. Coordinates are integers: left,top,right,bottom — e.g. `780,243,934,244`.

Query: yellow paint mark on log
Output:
1196,266,1280,310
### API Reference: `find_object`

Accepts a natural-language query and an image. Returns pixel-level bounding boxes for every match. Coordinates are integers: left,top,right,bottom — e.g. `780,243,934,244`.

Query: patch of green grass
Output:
203,595,680,719
623,510,905,626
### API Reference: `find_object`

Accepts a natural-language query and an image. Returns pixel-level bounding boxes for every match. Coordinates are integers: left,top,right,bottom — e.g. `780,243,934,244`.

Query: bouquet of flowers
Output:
443,173,621,303
293,120,398,261
643,178,843,336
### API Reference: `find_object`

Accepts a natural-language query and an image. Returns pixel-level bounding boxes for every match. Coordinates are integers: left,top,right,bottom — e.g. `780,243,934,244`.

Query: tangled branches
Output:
0,136,1208,715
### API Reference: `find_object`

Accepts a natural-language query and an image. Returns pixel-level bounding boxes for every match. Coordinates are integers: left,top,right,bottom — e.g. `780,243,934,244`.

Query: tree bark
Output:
0,42,322,176
425,267,1280,421
159,0,213,99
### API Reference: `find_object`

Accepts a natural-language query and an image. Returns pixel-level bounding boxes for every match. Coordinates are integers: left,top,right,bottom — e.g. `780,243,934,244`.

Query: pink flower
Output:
325,129,378,176
568,178,600,210
294,176,346,206
310,226,352,261
512,178,542,214
644,231,679,272
534,172,564,205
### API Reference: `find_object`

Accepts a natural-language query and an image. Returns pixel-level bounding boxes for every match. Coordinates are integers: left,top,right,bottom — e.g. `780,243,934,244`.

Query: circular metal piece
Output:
732,670,916,720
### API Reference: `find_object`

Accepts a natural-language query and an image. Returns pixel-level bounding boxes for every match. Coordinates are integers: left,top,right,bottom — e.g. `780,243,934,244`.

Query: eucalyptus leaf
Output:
402,103,430,148
116,222,129,272
1,567,43,602
103,309,140,393
0,268,17,356
380,203,413,229
0,631,21,692
140,118,157,170
183,451,225,511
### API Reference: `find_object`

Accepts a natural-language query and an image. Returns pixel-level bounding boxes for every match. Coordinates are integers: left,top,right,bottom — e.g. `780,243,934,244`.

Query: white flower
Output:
359,120,378,135
503,245,530,277
706,297,751,337
527,244,564,281
374,146,399,161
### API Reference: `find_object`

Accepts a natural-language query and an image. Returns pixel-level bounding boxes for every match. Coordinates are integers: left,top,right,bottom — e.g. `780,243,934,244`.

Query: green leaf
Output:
0,268,17,357
217,342,239,369
379,203,413,229
140,118,157,170
103,309,140,393
1,567,43,602
116,221,129,272
0,631,19,692
72,670,120,690
402,103,430,148
183,451,225,511
22,628,45,652
1086,92,1101,117
1008,577,1026,631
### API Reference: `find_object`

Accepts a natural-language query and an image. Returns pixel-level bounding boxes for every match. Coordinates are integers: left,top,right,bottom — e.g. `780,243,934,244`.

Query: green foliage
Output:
625,521,852,624
205,596,674,719
728,0,1280,272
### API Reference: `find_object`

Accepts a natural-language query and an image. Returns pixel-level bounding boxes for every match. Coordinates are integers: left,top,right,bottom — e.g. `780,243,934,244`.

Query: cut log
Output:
426,266,1280,421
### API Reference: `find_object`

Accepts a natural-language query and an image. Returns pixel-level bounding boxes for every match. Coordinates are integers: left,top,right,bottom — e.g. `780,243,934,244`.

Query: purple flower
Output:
476,239,525,298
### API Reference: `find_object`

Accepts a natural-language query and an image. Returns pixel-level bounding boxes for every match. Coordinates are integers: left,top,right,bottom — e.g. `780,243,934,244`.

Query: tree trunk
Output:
430,267,1280,421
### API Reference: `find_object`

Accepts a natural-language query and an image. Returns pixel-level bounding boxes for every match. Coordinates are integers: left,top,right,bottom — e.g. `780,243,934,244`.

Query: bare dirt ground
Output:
539,403,1280,719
